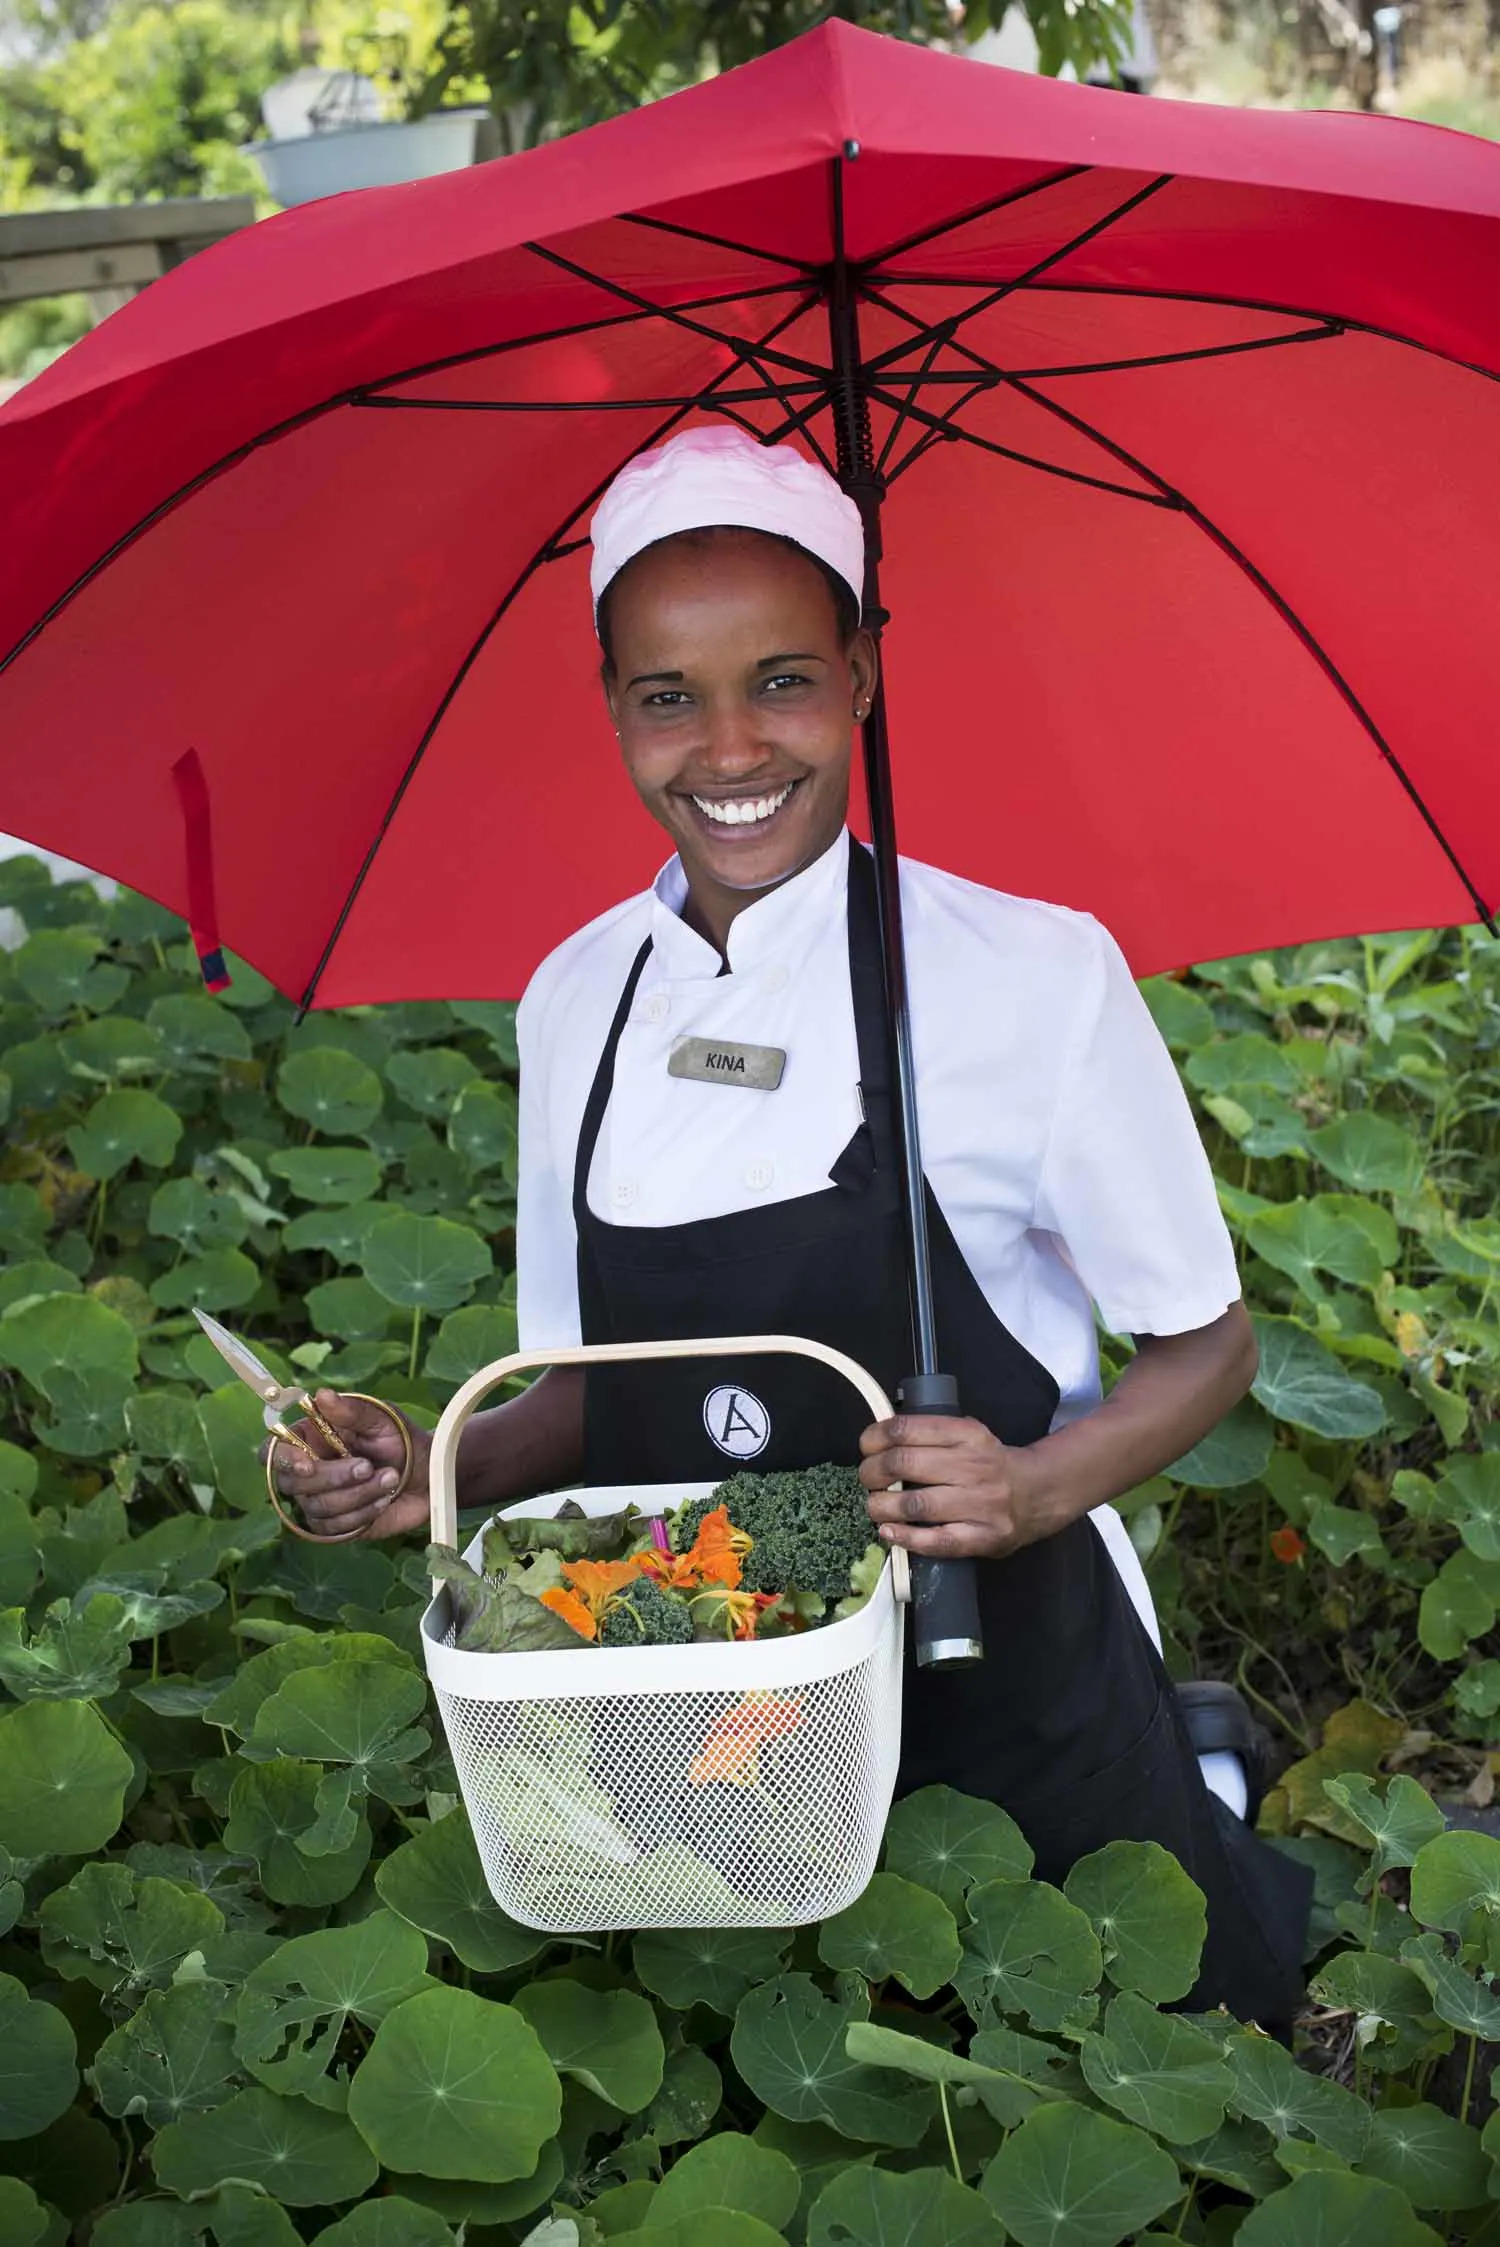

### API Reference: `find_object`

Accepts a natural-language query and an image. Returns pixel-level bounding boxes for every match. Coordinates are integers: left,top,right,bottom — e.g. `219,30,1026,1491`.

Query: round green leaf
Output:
612,2219,784,2247
0,2179,47,2247
1308,1951,1441,2076
955,1880,1103,2033
448,999,518,1065
224,1758,372,1906
447,1080,518,1175
152,2085,379,2207
14,927,107,1014
1186,1031,1301,1095
512,1980,663,2112
235,1909,432,2101
729,1974,929,2145
1064,1839,1208,2003
1251,1318,1386,1440
644,2044,723,2147
60,1015,164,1081
1320,1774,1445,1886
148,1176,250,1253
817,1871,962,1999
150,1247,260,1313
1308,1115,1425,1195
648,2132,798,2230
347,1985,561,2182
0,1974,77,2140
67,1088,183,1178
1432,1453,1500,1563
809,2164,1005,2247
311,2199,456,2247
38,1862,224,1993
1400,1930,1500,2038
278,1047,384,1137
1356,2103,1489,2211
306,1275,396,1341
1225,2032,1371,2161
282,1203,383,1261
1418,1551,1497,1660
386,1047,479,1119
1079,1992,1232,2143
1139,978,1214,1051
360,1212,492,1311
1162,1397,1275,1489
1235,2171,1442,2247
424,1301,519,1384
92,1978,241,2125
1408,1827,1500,1936
980,2101,1182,2247
0,1258,80,1315
269,1146,384,1204
145,992,252,1065
1246,1200,1389,1297
250,1658,428,1771
0,1697,133,1854
0,1442,38,1505
0,1290,137,1391
882,1785,1033,1911
375,1807,544,1974
633,1925,792,2016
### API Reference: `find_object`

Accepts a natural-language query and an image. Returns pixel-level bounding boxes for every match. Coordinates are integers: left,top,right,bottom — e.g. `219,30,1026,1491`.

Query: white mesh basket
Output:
420,1335,908,1933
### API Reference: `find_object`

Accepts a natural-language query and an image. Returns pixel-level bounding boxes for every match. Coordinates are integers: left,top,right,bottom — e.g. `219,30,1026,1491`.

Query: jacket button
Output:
612,1178,639,1208
744,1161,775,1193
642,992,670,1024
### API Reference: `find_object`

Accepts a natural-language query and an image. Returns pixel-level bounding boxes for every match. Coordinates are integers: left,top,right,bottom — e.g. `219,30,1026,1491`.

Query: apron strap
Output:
844,837,900,1177
572,937,653,1220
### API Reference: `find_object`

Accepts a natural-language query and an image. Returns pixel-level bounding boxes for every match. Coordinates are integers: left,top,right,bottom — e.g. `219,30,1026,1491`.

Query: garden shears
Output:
192,1308,413,1543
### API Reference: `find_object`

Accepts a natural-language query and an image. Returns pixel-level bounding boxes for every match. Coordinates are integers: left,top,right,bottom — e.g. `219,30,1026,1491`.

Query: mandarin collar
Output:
649,829,851,979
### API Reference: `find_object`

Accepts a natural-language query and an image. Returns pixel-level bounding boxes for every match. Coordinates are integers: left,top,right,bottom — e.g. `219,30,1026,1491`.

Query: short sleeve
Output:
515,974,583,1351
1033,924,1241,1338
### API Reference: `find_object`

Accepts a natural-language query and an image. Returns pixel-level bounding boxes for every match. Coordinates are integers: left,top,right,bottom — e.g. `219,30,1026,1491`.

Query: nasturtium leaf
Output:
234,1909,431,2100
1309,1951,1443,2074
0,1257,80,1315
249,1657,429,1772
882,1785,1033,1909
224,1758,372,1906
1321,1775,1445,1891
14,927,106,1013
282,1203,382,1260
0,1288,137,1391
424,1301,519,1384
1162,1397,1275,1488
386,1046,479,1120
125,1389,215,1481
278,1047,384,1137
149,1175,252,1253
448,999,518,1065
249,1534,396,1621
0,1974,77,2141
1431,1452,1500,1563
980,2100,1181,2247
1225,2032,1371,2161
0,1496,37,1611
1139,977,1213,1051
1246,1199,1390,1298
2,1035,69,1110
1235,2170,1442,2247
1355,2102,1489,2210
512,1980,664,2112
1407,1827,1500,1939
447,1081,518,1175
146,992,253,1065
91,1977,240,2124
1078,1992,1233,2143
209,1635,411,1742
81,1570,224,1638
152,2085,379,2206
310,2198,456,2247
68,1087,183,1178
1308,1114,1425,1196
1306,1501,1388,1570
269,1146,384,1204
807,2163,1004,2247
306,1275,395,1341
149,1247,261,1313
643,2044,722,2147
1064,1839,1207,2003
843,2020,1049,2129
730,1975,929,2146
384,2142,565,2227
0,1592,135,1700
633,1925,793,2016
360,1212,492,1311
647,2131,799,2230
0,1695,133,1853
613,2218,783,2247
817,1872,962,1999
0,1439,38,1504
0,2179,47,2247
1251,1318,1385,1440
38,1862,224,1992
347,1985,561,2182
1418,1549,1500,1660
955,1879,1103,2034
60,1014,164,1081
375,1806,545,1973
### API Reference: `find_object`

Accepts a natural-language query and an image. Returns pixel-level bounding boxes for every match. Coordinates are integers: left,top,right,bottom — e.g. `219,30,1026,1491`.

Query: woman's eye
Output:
762,672,812,694
642,689,691,709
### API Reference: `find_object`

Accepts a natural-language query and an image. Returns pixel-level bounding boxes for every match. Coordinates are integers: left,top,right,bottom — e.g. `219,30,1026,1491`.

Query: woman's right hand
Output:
263,1391,432,1542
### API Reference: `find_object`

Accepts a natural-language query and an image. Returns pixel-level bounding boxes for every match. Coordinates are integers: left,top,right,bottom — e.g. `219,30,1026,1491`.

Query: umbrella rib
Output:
862,175,1175,379
1000,371,1498,933
863,379,1171,505
350,382,829,413
858,164,1092,270
294,290,822,1013
524,240,828,382
620,210,822,276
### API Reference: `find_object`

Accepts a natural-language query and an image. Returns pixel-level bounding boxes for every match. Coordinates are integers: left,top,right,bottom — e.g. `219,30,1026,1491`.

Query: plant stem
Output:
1172,2177,1196,2237
938,2081,962,2185
1461,2030,1479,2123
408,1306,423,1381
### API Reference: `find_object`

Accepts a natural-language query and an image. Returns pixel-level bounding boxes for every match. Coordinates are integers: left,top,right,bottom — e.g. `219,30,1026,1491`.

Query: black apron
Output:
573,838,1310,2027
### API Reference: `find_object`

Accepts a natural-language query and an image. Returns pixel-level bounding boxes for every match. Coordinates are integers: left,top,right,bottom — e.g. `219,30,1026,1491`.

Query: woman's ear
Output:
850,629,879,720
600,663,621,735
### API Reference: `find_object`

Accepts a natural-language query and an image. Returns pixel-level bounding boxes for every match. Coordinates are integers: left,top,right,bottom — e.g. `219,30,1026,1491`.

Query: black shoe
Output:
1175,1679,1271,1827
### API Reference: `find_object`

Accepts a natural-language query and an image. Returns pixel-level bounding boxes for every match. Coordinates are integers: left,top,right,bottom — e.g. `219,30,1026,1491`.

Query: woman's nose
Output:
698,704,769,774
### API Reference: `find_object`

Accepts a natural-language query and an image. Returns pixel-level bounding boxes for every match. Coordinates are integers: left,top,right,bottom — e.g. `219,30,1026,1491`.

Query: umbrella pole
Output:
828,152,984,1668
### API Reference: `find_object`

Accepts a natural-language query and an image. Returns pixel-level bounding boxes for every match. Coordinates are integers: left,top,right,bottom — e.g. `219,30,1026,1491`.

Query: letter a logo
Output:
702,1384,771,1460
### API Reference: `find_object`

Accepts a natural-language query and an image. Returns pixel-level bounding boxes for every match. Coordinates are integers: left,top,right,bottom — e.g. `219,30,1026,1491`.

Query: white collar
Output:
649,828,851,977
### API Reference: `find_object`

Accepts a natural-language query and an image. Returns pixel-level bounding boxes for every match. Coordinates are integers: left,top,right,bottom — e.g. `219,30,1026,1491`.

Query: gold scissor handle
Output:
264,1394,414,1544
263,1391,351,1460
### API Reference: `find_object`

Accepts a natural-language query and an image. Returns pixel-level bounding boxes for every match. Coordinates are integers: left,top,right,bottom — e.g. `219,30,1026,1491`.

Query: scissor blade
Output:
193,1308,283,1400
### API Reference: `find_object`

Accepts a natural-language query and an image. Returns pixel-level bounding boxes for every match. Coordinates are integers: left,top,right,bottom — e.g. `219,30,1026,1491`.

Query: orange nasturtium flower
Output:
1270,1525,1307,1566
538,1556,645,1642
641,1505,750,1594
692,1587,782,1642
689,1692,807,1787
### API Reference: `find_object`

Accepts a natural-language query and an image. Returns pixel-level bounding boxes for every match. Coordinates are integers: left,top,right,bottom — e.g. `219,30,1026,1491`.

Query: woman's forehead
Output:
609,528,843,643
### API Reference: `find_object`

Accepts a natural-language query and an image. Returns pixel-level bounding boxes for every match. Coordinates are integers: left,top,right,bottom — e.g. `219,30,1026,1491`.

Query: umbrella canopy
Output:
2,21,1499,1008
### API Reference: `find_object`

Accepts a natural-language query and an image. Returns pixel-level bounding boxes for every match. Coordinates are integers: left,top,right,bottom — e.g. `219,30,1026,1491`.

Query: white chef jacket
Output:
515,829,1241,1424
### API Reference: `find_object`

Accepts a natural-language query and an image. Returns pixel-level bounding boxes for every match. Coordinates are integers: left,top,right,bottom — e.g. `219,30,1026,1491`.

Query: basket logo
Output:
703,1384,771,1460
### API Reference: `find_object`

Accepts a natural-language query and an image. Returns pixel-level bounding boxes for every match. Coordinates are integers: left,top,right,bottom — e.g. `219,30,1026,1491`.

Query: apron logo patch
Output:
703,1385,771,1460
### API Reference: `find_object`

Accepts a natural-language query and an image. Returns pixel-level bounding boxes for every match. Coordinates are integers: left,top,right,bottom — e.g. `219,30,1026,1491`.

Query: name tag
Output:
668,1036,786,1091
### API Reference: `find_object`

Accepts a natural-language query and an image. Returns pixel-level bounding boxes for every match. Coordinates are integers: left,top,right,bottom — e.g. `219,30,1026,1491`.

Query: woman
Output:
283,426,1310,2025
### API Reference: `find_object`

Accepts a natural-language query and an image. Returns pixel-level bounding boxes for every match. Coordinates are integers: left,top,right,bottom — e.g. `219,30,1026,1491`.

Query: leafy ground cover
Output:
0,853,1498,2241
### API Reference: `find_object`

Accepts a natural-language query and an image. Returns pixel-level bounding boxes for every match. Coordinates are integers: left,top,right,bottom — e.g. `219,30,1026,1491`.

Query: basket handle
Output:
427,1332,903,1596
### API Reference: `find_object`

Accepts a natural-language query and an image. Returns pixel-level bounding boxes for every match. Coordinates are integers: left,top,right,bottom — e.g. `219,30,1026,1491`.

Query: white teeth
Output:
692,783,795,828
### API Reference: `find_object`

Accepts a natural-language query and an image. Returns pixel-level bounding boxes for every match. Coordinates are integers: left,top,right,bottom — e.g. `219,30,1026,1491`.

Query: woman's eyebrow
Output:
626,668,685,689
756,651,822,668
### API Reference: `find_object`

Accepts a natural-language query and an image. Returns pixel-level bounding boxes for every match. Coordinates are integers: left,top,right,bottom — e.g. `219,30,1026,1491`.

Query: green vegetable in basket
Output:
599,1575,695,1646
427,1544,584,1653
675,1462,879,1602
480,1498,643,1572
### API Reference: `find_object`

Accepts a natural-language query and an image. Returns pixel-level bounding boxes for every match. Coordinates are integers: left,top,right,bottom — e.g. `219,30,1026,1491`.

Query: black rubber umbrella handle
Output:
898,1372,984,1668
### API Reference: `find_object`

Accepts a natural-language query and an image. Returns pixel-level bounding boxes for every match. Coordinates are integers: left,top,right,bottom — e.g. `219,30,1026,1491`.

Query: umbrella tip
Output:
843,138,861,160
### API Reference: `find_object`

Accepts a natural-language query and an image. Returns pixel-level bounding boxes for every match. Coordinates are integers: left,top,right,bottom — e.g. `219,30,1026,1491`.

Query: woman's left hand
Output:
858,1414,1063,1559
